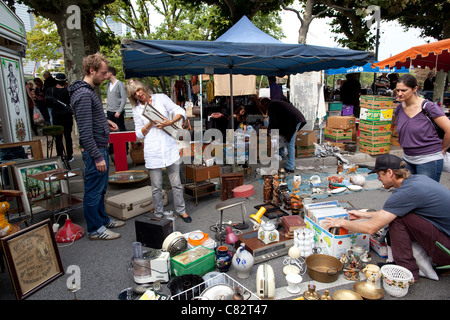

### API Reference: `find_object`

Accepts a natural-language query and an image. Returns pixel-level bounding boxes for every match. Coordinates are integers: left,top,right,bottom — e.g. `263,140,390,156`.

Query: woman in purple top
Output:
394,74,450,181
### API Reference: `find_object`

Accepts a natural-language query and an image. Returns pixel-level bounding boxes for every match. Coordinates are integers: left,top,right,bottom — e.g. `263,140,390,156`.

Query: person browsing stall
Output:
125,79,192,223
68,52,124,240
321,154,450,282
45,73,74,162
394,74,450,182
257,97,306,174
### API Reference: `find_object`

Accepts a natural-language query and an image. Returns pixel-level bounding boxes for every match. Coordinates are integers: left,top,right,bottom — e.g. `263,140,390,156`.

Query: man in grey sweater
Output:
106,66,128,155
68,53,124,240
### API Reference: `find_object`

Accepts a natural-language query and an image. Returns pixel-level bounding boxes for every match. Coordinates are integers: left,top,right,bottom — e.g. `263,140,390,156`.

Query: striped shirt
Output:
68,80,109,162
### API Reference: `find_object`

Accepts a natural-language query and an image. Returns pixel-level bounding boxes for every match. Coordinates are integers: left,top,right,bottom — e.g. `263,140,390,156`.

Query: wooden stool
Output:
43,125,65,158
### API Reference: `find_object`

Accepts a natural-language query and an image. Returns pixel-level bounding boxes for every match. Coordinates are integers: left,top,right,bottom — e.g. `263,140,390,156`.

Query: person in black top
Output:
423,72,435,91
257,98,307,173
45,73,74,162
340,73,361,117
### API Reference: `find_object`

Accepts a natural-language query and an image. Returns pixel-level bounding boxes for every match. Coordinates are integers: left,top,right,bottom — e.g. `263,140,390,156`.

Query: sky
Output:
279,11,436,61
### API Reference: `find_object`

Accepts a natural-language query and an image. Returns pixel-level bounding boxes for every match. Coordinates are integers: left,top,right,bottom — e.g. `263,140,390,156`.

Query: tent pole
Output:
200,74,203,146
230,68,234,130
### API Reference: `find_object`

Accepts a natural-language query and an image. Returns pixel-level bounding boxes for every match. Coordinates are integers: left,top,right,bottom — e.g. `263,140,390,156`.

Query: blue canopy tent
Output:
121,16,374,129
325,62,409,75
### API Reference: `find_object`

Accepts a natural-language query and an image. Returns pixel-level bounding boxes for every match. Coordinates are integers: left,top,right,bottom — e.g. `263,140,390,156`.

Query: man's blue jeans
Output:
404,158,443,182
82,148,111,235
285,122,302,171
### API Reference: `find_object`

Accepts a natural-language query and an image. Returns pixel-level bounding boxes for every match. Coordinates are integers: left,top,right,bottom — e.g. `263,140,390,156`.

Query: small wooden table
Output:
26,168,82,220
184,164,221,205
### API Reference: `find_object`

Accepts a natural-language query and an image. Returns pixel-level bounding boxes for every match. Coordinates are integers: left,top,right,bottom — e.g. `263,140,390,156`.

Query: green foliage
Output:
25,15,63,74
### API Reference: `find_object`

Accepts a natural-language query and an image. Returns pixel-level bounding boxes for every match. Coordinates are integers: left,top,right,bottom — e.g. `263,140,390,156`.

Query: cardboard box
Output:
324,127,353,143
359,107,394,121
327,102,343,111
359,130,392,144
358,119,391,133
360,95,394,109
390,136,401,147
370,235,388,258
295,145,315,158
295,130,317,146
305,216,370,259
327,116,356,130
358,143,390,155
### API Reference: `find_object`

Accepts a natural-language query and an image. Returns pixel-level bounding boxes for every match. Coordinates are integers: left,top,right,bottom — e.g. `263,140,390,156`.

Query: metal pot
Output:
305,254,343,283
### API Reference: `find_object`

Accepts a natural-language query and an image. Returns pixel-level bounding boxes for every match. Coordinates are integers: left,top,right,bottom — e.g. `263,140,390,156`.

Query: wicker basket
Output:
381,265,413,297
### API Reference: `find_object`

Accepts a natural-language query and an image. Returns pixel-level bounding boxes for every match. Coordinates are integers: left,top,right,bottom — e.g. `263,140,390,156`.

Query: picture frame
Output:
1,219,64,299
0,51,33,142
142,102,181,138
12,157,67,216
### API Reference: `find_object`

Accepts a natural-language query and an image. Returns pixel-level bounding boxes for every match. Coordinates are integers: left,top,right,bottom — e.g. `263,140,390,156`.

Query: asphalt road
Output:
1,149,449,303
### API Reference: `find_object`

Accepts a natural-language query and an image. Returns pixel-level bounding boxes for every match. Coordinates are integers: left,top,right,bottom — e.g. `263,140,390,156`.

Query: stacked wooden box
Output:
358,95,394,155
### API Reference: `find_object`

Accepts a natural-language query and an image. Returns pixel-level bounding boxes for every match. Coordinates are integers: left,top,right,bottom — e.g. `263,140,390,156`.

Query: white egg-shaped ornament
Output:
288,246,302,259
350,174,366,187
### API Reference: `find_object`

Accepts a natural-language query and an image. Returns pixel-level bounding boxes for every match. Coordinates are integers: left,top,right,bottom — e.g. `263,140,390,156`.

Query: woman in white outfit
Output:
126,79,191,223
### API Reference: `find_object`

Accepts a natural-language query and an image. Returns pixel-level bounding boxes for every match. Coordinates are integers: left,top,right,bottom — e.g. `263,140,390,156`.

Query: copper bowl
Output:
305,254,343,283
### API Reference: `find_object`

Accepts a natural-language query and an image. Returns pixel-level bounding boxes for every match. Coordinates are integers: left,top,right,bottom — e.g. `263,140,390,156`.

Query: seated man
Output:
321,154,450,282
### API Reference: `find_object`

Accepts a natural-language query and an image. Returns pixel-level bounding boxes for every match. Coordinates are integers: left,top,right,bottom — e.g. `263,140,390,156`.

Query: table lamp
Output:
249,207,266,225
225,226,239,245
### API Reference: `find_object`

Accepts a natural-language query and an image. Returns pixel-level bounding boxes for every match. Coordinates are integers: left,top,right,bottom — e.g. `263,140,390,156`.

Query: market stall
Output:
0,1,33,144
373,39,450,104
121,16,374,131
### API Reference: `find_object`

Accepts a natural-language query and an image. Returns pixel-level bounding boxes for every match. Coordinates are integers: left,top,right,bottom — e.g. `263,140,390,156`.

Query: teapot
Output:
347,245,365,258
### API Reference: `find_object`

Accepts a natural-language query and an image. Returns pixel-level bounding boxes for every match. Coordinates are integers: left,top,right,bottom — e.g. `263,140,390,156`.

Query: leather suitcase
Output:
105,186,168,220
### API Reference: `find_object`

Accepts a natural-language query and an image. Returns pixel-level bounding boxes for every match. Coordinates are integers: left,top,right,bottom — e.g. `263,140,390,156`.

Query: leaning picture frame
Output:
142,102,181,138
12,157,67,216
1,219,64,299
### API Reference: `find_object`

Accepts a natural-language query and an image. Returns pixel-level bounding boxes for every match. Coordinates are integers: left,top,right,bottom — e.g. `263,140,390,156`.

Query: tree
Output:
25,15,63,75
379,0,450,40
16,0,116,83
280,0,334,44
180,0,293,39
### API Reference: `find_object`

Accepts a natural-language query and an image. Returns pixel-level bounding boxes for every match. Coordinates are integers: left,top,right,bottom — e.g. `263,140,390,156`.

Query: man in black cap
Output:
322,154,450,281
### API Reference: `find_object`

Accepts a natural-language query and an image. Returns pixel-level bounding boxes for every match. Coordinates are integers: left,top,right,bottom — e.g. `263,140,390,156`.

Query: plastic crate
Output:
328,102,343,111
171,245,216,276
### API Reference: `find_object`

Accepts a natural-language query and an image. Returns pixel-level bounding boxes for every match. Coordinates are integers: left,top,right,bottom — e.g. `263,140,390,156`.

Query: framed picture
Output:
1,219,64,299
142,102,181,138
0,51,32,142
12,157,68,216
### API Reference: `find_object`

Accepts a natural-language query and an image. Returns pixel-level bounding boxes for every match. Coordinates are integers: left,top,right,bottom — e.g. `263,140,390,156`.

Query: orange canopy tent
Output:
373,38,450,73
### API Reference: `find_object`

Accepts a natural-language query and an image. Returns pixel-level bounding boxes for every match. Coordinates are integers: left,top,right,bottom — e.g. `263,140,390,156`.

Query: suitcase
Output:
105,186,168,220
135,216,174,249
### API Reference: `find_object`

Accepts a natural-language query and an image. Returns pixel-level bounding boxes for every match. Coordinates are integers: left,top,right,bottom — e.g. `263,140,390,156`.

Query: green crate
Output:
328,102,343,111
171,245,216,277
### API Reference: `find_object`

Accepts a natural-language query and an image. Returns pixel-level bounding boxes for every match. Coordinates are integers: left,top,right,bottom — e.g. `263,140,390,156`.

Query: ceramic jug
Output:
232,243,254,279
216,246,233,272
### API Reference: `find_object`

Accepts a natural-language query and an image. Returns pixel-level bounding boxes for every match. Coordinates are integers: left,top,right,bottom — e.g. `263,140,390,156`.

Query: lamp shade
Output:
249,207,266,225
225,227,239,244
55,219,85,243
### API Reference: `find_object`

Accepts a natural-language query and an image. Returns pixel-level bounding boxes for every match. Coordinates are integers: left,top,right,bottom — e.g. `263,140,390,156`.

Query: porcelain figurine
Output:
232,243,254,279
